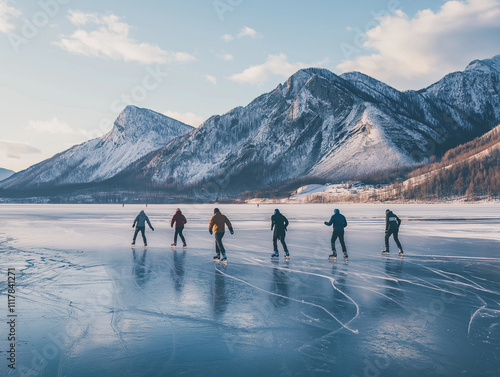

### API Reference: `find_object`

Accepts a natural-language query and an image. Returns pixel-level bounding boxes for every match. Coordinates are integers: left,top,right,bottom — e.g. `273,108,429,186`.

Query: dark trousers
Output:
133,226,147,244
215,232,226,256
331,230,347,255
174,227,186,245
273,229,288,252
385,228,402,250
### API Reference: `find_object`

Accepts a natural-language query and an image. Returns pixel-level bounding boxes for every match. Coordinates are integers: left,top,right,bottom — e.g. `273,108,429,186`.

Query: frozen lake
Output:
0,203,499,377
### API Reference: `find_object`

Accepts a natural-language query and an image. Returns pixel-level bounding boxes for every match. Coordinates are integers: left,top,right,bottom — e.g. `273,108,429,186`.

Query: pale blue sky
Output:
1,0,500,171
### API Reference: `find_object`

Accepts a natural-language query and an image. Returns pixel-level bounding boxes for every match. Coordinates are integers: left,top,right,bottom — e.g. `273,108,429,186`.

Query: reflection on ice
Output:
0,204,499,376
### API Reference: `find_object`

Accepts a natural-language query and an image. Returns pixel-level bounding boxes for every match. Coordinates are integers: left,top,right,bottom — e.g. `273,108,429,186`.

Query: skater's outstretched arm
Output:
146,216,154,230
324,216,334,226
133,215,139,228
225,217,234,234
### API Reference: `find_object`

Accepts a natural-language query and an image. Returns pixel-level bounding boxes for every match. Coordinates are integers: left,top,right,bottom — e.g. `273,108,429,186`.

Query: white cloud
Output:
230,54,329,84
238,26,260,38
0,140,42,159
222,53,233,61
27,118,76,135
163,111,205,127
0,1,20,33
55,11,195,64
205,75,217,85
172,52,196,62
337,0,500,90
221,26,261,43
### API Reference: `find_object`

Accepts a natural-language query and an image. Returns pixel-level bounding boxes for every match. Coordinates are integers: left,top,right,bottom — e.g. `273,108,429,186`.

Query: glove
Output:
324,222,328,225
285,227,288,232
229,228,234,235
132,225,135,228
209,230,213,235
151,227,155,231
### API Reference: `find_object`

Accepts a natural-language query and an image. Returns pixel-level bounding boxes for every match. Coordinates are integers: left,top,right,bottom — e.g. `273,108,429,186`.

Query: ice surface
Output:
0,204,499,376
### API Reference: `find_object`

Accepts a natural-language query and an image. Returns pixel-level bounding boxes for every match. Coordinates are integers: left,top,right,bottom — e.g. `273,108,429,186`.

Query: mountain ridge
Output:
0,106,193,189
0,168,15,182
2,55,500,199
111,55,499,196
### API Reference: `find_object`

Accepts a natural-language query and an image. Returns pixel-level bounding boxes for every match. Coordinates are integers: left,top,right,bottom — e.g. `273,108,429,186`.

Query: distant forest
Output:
402,150,500,200
402,126,500,201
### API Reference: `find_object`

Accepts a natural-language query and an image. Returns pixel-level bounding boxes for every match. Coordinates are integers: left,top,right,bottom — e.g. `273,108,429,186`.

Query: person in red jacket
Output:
171,208,187,247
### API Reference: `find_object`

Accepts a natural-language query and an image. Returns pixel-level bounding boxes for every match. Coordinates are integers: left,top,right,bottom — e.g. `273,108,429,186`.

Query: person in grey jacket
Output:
324,209,348,260
132,210,154,247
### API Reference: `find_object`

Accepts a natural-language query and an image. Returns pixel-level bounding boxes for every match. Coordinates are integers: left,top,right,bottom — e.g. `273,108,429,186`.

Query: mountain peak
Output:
282,67,340,97
465,55,500,73
0,105,194,189
111,106,193,141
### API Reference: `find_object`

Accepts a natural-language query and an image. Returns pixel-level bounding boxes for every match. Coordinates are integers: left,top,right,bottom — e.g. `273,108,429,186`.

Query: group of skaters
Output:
131,207,404,262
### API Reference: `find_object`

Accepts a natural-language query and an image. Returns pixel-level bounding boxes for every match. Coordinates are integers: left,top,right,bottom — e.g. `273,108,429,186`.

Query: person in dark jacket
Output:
324,209,348,259
208,208,233,262
132,210,154,247
171,208,187,247
271,209,289,258
383,209,404,255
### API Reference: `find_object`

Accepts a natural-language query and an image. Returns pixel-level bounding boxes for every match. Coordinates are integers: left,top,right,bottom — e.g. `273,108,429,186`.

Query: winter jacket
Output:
133,211,153,229
325,213,347,232
271,213,289,232
385,211,401,231
171,211,187,228
209,212,233,234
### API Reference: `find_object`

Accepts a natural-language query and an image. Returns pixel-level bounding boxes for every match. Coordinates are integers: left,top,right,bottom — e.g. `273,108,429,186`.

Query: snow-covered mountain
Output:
0,168,14,182
421,55,500,131
2,55,500,197
0,106,193,189
116,56,500,194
